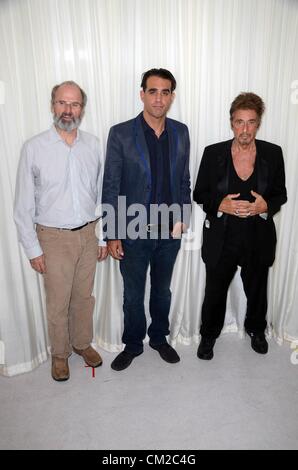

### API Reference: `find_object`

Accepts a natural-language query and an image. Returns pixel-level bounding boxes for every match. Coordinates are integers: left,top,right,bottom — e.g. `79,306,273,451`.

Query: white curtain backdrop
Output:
0,0,297,376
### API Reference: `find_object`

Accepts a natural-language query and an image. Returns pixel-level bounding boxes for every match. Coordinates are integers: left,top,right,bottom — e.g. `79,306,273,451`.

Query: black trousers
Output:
200,229,269,339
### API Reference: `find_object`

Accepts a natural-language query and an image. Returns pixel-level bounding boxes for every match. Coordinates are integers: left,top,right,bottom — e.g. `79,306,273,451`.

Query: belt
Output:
145,224,172,233
62,220,97,231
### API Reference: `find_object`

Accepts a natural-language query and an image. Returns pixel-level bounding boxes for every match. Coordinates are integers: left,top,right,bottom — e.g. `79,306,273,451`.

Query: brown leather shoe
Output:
51,357,69,381
73,345,103,367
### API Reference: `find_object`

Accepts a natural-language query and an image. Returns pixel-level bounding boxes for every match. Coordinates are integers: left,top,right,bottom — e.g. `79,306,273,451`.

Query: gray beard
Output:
53,114,82,132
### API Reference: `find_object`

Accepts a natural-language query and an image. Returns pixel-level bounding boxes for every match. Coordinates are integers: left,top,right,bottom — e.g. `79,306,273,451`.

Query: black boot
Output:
197,337,216,360
248,332,268,354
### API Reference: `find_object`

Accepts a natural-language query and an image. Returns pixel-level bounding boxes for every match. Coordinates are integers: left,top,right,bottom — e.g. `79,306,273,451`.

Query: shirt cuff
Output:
95,219,107,246
217,211,223,218
259,212,268,220
25,243,43,260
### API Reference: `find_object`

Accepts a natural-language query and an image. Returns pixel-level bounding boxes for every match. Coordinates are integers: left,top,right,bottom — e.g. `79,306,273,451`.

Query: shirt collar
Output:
141,113,167,135
49,125,81,144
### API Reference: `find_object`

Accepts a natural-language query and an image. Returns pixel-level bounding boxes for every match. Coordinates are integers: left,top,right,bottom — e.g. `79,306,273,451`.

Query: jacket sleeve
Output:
193,147,224,216
266,146,287,218
180,126,191,226
101,127,123,239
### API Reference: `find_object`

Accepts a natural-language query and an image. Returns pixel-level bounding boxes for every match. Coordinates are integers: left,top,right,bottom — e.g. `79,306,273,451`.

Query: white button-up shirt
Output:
14,126,105,259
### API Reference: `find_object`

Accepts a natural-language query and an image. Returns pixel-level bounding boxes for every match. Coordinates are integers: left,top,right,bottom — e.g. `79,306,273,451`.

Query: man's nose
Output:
155,91,162,101
156,91,162,103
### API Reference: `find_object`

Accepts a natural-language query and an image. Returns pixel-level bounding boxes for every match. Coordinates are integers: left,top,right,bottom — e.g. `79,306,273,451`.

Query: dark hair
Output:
230,92,265,123
141,68,176,92
51,81,87,108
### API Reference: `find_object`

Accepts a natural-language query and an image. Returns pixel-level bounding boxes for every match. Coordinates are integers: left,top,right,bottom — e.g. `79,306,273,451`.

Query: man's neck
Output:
232,139,256,154
55,126,78,146
142,111,166,138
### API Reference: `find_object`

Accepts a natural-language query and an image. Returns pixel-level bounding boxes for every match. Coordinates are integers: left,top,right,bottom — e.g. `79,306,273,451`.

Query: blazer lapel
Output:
217,140,232,195
167,118,178,198
133,113,151,185
255,140,268,194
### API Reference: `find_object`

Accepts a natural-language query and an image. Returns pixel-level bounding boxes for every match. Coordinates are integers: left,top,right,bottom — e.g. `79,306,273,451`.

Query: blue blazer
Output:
193,139,287,267
102,113,191,239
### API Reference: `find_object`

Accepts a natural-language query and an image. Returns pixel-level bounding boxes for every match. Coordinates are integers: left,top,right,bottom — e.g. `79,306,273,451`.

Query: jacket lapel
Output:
255,140,268,194
217,140,232,195
167,118,178,198
133,113,151,185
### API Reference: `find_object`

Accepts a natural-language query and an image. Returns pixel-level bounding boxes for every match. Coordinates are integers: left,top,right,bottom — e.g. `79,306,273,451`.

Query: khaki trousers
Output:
37,222,98,359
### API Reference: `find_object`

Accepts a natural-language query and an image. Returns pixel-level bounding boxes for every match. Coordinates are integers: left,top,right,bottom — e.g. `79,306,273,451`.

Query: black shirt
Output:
225,154,257,256
141,114,172,206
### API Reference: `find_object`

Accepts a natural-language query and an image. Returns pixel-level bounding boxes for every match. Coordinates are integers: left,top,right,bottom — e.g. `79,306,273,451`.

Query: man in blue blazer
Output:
194,92,287,360
102,68,191,371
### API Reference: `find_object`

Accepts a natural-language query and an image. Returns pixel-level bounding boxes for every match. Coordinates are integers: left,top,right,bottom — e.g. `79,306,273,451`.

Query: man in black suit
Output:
193,92,287,359
102,69,191,370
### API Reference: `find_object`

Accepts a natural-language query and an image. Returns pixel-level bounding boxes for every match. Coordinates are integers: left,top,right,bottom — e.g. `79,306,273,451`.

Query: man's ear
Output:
140,90,145,103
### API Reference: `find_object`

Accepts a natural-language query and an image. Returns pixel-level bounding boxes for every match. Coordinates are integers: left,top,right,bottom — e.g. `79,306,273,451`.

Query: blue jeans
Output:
119,238,181,354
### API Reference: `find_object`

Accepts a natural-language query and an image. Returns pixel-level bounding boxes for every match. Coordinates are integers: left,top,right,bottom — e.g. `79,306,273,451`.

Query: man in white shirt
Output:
14,81,108,381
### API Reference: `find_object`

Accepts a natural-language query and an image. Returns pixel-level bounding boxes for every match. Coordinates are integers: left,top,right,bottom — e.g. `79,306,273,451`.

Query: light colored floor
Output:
0,334,297,450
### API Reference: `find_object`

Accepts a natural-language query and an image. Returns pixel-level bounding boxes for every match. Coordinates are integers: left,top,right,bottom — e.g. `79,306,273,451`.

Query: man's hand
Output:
248,190,268,216
219,193,251,218
97,246,108,262
171,222,187,238
30,254,46,274
107,240,124,260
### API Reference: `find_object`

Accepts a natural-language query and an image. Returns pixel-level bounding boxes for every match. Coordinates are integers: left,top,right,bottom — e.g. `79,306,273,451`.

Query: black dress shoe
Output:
149,342,180,363
249,332,268,354
111,351,142,371
197,337,216,360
